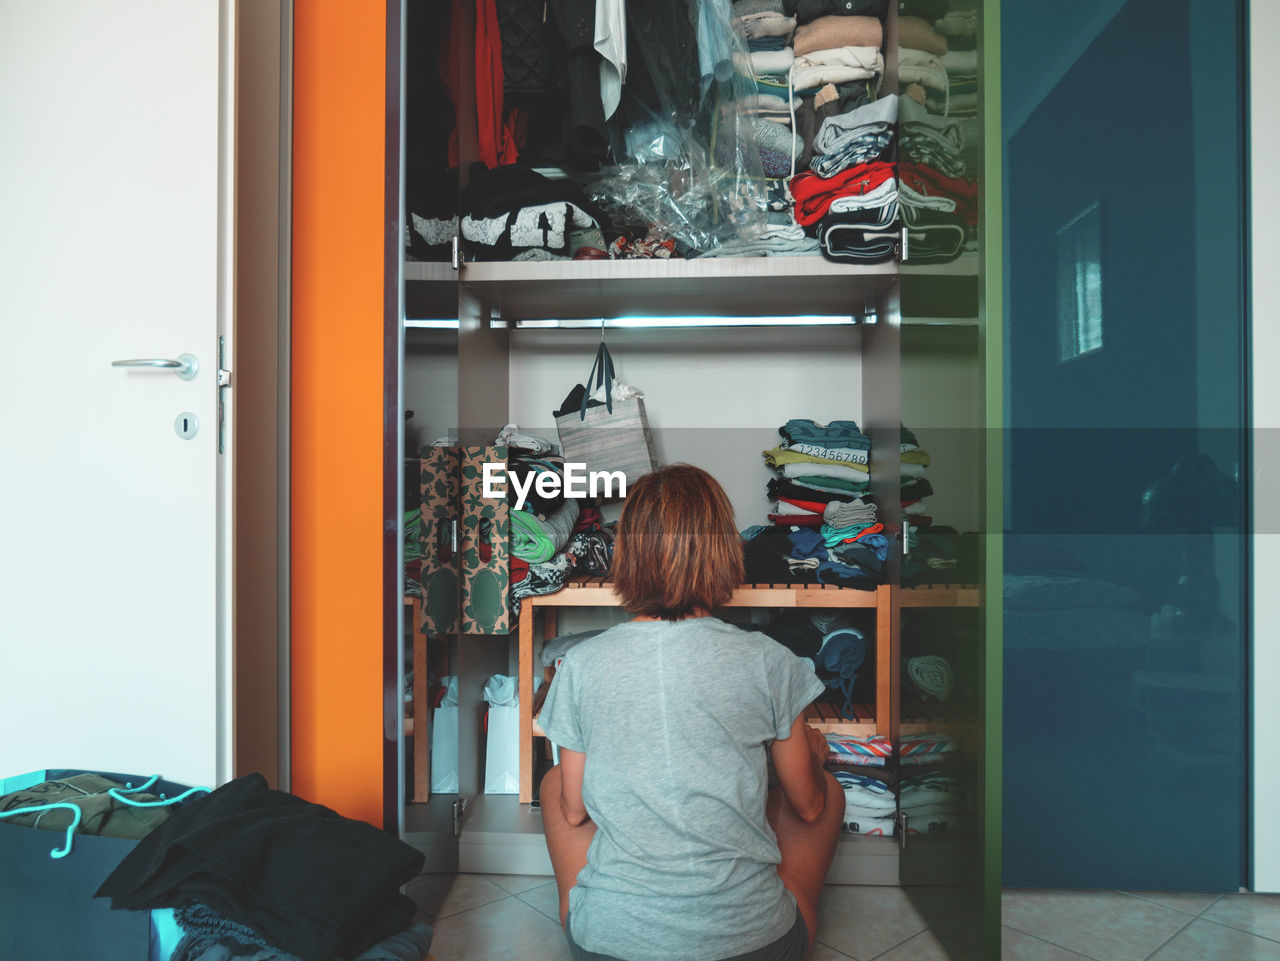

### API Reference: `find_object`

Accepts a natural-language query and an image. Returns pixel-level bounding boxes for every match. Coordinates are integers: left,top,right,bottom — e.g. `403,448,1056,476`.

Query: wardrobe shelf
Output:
457,256,898,320
900,585,980,607
803,702,878,735
404,253,980,322
526,577,883,609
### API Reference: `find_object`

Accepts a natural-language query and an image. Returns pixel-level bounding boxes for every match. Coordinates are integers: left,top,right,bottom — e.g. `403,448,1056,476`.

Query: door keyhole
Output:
174,412,199,439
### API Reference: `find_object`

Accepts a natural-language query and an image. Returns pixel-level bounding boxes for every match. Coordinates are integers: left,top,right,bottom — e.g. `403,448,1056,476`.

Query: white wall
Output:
1250,0,1280,894
405,331,458,451
502,322,984,634
508,325,867,528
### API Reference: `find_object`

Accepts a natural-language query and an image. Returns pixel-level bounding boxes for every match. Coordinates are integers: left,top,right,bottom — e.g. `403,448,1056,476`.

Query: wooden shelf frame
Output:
516,578,979,803
404,595,431,804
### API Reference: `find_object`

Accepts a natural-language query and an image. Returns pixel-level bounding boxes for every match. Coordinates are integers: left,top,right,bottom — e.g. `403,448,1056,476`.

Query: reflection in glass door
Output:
1002,0,1248,891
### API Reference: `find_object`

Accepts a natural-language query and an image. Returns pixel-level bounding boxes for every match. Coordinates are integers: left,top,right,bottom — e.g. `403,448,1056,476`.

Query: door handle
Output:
111,353,199,381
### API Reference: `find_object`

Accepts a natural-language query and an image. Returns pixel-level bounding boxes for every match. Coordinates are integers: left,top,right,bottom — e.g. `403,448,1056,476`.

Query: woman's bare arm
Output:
558,748,591,827
769,715,829,824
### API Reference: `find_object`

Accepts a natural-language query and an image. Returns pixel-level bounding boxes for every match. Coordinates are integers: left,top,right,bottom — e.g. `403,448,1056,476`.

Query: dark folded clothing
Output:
900,477,935,501
744,525,815,582
784,0,888,23
462,162,604,222
95,774,425,961
818,205,899,264
902,205,967,265
767,477,862,504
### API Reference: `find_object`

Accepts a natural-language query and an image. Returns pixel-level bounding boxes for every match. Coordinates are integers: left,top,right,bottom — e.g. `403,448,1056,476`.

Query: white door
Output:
0,2,231,788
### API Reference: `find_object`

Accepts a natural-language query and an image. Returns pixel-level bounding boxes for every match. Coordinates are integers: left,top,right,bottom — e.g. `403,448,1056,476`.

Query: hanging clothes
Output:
595,0,628,119
443,0,519,168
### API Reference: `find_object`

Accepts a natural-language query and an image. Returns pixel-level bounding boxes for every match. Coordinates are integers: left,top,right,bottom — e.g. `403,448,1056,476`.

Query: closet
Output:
395,0,990,896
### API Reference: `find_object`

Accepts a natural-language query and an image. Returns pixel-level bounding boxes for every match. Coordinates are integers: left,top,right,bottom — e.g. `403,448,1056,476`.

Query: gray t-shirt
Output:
538,617,825,961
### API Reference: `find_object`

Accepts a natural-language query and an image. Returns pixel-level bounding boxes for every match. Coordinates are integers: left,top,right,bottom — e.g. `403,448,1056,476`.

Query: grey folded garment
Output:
541,629,605,666
737,10,798,39
703,234,821,258
786,555,822,570
733,0,786,16
823,498,877,527
906,655,953,700
812,93,898,154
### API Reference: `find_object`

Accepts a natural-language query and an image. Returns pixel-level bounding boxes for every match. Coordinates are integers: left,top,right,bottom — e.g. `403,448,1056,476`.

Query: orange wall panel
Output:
290,0,387,826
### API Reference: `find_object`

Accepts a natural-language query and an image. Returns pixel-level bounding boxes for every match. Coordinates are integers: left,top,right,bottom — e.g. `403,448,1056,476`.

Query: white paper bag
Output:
483,703,521,795
430,675,460,794
431,705,459,794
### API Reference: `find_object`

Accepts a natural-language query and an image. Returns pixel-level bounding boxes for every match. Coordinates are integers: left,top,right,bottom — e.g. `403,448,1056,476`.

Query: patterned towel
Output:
832,770,896,811
844,813,896,836
825,733,892,767
899,733,959,764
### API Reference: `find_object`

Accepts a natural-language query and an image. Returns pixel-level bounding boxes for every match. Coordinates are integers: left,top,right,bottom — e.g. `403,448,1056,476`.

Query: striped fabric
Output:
825,733,893,767
898,733,959,764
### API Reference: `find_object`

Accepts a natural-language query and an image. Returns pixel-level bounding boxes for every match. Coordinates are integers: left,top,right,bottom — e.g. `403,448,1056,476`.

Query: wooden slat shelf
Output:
804,702,877,735
530,576,881,608
519,581,893,803
516,581,982,801
900,585,980,607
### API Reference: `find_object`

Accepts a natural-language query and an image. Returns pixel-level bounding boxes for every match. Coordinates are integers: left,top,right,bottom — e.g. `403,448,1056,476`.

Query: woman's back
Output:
539,616,823,961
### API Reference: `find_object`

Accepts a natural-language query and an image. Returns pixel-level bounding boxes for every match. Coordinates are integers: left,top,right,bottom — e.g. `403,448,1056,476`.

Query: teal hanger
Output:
0,775,210,858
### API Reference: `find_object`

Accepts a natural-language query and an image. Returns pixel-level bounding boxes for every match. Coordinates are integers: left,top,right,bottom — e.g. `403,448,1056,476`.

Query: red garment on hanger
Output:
442,0,519,168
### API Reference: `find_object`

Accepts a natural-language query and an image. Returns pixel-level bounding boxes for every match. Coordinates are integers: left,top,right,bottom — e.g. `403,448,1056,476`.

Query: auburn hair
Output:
612,464,744,619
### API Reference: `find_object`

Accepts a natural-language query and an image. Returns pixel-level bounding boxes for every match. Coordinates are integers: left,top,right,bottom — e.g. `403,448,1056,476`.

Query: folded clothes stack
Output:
897,97,972,262
492,425,617,619
899,732,960,766
899,424,934,532
900,769,971,835
824,731,893,768
407,167,459,262
766,417,874,506
460,163,608,261
833,770,897,836
745,417,888,585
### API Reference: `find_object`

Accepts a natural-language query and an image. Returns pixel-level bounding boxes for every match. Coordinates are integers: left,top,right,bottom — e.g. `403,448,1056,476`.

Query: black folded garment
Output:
784,0,888,22
817,204,899,265
902,205,967,265
95,774,425,961
743,525,814,584
767,476,863,505
462,162,604,223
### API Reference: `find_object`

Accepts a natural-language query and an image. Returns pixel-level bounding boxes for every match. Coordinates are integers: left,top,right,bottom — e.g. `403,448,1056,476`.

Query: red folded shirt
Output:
778,496,832,515
899,161,978,226
769,513,825,527
790,162,896,226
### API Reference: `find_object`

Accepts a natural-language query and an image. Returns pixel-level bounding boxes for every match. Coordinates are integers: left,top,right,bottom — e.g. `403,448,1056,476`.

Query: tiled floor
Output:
1001,889,1280,961
408,875,1280,961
